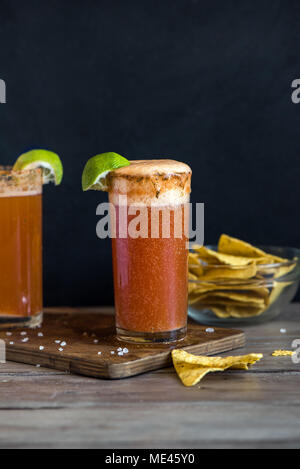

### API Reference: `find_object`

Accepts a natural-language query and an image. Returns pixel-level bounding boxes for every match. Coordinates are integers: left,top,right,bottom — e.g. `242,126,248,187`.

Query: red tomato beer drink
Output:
0,168,43,328
108,160,192,343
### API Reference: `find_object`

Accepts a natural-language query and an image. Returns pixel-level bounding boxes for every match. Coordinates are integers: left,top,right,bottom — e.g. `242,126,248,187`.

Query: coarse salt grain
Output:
55,340,61,344
39,346,44,351
97,352,102,355
22,338,29,343
36,364,41,368
20,332,27,336
9,342,14,345
6,332,12,336
118,351,124,356
111,351,115,355
280,328,287,334
123,348,129,354
206,328,215,334
60,341,67,347
37,332,43,337
59,348,64,352
94,339,99,344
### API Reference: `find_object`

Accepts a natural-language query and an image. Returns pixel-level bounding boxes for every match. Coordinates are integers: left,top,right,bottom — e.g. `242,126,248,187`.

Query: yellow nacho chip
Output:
188,273,198,294
272,350,295,357
218,234,285,263
188,253,201,267
268,281,291,305
211,306,231,318
190,263,257,281
172,350,263,386
194,287,268,303
189,291,266,308
192,245,254,266
189,265,204,278
265,262,296,279
224,304,265,318
210,304,265,318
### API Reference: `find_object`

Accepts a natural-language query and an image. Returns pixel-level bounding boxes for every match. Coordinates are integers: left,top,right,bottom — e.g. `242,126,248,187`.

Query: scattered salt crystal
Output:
118,351,124,356
6,332,12,336
37,332,43,337
39,346,44,351
55,340,61,344
111,351,115,355
22,337,29,343
58,348,64,352
36,364,41,368
123,348,129,354
117,347,123,352
93,339,99,344
206,328,215,334
9,342,14,345
97,351,102,355
20,332,27,336
60,341,67,347
280,328,287,334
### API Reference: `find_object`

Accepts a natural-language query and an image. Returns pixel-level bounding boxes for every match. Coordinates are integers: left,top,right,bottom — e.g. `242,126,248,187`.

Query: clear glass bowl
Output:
188,246,300,325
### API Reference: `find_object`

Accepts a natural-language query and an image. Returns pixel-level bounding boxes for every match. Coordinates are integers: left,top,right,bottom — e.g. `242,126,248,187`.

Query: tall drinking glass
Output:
109,160,192,343
0,167,43,328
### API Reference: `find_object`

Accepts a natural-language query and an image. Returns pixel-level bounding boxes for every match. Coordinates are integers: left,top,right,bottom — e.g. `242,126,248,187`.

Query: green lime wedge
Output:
13,149,63,185
82,152,130,191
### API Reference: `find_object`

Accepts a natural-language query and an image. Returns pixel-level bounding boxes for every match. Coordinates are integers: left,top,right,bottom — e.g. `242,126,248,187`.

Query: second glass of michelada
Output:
82,154,192,343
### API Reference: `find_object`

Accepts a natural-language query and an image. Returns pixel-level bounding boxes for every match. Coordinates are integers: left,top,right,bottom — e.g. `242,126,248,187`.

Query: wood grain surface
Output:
0,305,299,449
0,311,245,379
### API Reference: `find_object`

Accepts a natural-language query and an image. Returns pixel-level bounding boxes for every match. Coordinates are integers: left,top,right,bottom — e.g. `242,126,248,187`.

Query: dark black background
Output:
0,0,300,305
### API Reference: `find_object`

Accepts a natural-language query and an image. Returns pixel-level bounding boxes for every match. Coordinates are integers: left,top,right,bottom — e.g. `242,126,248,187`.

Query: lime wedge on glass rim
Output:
13,149,63,185
82,152,130,191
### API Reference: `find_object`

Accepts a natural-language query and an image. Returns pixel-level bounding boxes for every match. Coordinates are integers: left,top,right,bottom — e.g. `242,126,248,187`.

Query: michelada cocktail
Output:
0,168,43,327
0,150,63,328
109,160,192,343
82,154,192,343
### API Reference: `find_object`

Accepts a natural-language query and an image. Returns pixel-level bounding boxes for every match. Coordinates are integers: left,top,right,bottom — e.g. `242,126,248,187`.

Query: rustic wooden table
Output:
0,304,299,449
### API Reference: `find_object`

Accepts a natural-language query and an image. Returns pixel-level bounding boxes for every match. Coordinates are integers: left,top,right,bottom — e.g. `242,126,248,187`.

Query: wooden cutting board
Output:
0,308,246,379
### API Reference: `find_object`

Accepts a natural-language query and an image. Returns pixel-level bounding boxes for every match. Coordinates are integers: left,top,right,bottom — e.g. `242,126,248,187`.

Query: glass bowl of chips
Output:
188,235,300,325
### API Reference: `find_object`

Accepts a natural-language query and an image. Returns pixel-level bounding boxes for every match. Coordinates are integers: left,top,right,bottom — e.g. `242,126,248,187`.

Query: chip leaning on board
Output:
188,235,300,321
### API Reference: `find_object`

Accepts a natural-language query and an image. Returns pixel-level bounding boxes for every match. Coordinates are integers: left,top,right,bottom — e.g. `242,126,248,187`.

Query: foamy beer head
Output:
108,159,192,206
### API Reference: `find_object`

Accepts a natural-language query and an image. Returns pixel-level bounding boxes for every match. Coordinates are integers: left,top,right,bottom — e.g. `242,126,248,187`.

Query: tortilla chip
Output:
190,282,269,300
210,304,265,318
268,281,291,306
218,234,285,263
188,253,201,267
272,350,295,357
210,306,231,318
273,263,296,279
172,350,263,386
189,265,204,278
224,304,265,318
191,290,266,305
194,286,269,302
188,273,198,294
192,263,257,281
192,246,254,266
